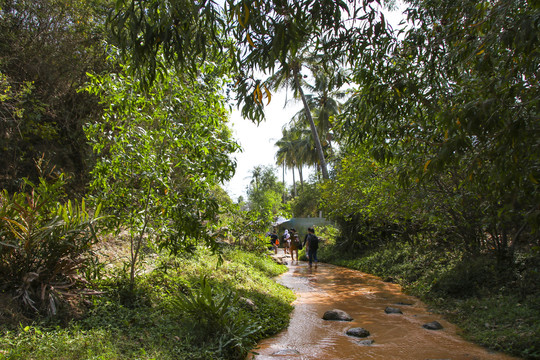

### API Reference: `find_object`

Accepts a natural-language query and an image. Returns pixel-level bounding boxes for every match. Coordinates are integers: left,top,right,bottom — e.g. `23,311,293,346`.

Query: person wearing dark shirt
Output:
303,227,319,268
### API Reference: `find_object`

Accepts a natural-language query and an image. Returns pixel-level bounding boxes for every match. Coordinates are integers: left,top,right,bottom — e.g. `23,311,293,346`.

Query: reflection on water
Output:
250,257,519,360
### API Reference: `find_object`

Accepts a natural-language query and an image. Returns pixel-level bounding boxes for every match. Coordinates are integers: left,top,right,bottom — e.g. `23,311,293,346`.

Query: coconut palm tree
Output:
249,166,262,191
276,119,333,196
290,69,347,155
275,128,301,196
265,46,330,180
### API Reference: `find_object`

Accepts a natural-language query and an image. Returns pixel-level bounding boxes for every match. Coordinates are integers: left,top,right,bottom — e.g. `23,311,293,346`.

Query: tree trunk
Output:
293,70,329,180
292,165,297,197
298,165,304,191
282,162,286,201
130,180,153,291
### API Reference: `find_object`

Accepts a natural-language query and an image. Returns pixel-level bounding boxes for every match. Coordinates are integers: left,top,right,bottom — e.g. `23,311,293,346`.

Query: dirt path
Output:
250,256,519,360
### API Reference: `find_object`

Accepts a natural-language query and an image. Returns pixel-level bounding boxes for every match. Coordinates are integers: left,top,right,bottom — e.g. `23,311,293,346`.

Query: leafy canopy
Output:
84,50,239,258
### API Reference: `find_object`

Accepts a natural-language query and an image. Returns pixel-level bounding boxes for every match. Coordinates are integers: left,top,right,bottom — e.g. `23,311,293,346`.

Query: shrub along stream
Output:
0,247,294,360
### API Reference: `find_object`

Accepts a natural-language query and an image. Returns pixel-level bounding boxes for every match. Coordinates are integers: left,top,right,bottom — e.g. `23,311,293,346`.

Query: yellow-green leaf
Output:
257,85,263,104
264,85,271,105
243,3,250,26
237,7,244,27
246,33,255,48
94,202,102,218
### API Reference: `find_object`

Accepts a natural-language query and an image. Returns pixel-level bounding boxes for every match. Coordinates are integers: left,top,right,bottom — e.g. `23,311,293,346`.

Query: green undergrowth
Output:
318,243,540,359
0,246,294,360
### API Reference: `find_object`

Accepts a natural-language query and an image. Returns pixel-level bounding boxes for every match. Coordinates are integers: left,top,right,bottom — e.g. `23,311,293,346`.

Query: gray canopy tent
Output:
274,217,334,240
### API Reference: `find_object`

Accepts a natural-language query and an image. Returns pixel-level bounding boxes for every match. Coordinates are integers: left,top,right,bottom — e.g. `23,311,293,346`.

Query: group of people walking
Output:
269,227,319,267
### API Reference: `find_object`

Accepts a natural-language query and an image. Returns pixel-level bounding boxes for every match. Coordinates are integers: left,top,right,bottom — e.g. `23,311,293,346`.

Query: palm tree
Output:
276,119,332,195
288,123,314,183
249,166,262,191
275,128,301,196
290,70,347,155
265,46,330,180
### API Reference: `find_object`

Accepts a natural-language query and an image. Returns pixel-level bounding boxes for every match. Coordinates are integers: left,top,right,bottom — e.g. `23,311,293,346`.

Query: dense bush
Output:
290,181,322,217
0,173,101,316
446,294,540,359
0,0,111,193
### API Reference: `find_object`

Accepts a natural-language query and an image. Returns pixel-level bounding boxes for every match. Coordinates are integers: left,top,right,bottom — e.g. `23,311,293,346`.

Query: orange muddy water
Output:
250,258,519,360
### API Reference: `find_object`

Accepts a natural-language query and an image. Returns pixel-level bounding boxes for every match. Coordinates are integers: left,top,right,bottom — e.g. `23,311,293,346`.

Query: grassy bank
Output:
317,242,540,359
0,246,294,360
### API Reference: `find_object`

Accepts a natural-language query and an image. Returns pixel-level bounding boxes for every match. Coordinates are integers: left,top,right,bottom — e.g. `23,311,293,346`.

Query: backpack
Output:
293,235,302,249
308,233,319,248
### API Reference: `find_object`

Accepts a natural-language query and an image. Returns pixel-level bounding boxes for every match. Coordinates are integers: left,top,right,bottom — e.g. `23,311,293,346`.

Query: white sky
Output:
224,91,304,202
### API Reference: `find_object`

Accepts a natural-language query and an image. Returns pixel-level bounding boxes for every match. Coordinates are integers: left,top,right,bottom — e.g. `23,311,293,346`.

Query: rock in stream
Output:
322,309,353,321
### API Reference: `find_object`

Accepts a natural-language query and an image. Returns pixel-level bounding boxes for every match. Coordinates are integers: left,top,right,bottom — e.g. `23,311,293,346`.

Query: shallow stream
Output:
250,259,519,360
